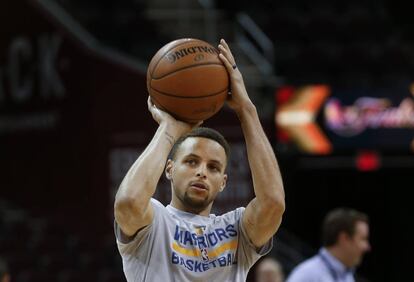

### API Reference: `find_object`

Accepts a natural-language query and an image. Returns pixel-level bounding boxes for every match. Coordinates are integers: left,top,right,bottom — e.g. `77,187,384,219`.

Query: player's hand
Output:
147,97,202,135
218,39,254,113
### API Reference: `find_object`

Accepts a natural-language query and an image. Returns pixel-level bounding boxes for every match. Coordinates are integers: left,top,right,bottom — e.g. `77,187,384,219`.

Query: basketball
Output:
147,38,229,123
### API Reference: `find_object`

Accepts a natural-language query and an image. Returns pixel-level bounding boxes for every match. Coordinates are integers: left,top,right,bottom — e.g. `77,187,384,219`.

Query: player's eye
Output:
208,165,220,172
186,159,197,165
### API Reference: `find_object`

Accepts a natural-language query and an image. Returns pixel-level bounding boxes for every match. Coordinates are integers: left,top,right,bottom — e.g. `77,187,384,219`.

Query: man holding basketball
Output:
114,39,285,281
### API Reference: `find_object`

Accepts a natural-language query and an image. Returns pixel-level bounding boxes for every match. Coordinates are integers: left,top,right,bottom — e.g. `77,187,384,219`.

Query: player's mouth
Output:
189,181,208,191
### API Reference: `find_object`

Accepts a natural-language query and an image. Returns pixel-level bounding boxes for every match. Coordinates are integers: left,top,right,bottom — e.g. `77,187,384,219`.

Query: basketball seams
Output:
150,39,208,78
150,85,228,99
147,39,228,122
151,62,225,80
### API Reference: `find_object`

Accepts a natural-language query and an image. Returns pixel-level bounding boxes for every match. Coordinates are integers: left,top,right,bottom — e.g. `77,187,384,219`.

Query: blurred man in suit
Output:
286,208,370,282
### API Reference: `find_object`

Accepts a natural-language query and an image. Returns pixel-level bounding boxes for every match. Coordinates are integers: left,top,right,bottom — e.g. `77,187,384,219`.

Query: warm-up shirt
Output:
115,198,272,282
286,248,355,282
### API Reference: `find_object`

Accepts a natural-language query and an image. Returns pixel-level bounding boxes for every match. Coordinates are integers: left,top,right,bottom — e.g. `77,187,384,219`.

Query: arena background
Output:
1,0,413,281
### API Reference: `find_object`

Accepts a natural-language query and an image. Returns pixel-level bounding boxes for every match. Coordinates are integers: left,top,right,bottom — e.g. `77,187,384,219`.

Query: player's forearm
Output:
237,103,285,209
115,123,180,214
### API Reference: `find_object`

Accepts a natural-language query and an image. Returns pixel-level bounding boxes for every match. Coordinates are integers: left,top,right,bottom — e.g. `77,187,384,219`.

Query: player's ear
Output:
165,159,174,180
219,174,227,192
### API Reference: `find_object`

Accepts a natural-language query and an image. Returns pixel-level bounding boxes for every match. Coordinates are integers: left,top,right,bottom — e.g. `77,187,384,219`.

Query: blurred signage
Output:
0,34,65,105
275,84,414,155
0,0,147,221
325,96,414,136
0,33,65,134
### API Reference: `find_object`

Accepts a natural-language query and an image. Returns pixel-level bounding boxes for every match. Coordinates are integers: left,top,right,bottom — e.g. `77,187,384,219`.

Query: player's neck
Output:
170,197,212,217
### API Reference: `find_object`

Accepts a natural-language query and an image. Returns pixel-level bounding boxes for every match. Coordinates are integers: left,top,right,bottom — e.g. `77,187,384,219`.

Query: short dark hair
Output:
0,257,9,278
322,208,369,247
169,127,230,163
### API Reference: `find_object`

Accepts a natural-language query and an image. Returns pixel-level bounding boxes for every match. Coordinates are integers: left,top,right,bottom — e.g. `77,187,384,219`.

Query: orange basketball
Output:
147,38,229,123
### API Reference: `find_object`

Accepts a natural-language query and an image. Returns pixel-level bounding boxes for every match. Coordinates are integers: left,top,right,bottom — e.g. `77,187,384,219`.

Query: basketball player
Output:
114,39,285,281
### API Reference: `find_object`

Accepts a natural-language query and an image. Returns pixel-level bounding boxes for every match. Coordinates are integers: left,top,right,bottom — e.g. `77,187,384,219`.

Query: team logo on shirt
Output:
171,224,238,272
200,248,209,262
194,226,210,262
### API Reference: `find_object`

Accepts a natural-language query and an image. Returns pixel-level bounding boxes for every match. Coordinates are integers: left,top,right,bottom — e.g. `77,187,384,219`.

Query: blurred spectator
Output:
286,208,370,282
256,256,285,282
0,258,10,282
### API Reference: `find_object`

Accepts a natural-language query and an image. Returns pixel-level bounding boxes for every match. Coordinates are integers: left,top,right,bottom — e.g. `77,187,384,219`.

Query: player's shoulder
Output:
214,207,245,223
149,198,170,217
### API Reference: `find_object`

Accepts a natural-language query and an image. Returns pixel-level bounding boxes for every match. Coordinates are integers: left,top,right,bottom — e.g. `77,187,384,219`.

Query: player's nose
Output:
196,164,207,178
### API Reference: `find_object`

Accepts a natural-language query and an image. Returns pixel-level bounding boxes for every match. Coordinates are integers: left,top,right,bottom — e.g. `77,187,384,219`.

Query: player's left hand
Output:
218,39,253,113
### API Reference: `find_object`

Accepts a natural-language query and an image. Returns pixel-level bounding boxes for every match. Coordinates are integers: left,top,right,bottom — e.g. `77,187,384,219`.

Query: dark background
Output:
1,0,413,281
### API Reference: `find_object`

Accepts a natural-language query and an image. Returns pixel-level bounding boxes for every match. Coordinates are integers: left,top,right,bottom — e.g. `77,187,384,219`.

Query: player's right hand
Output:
147,97,202,135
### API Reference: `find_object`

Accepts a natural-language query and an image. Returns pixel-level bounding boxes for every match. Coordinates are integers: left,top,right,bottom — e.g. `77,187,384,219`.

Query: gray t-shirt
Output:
115,198,272,282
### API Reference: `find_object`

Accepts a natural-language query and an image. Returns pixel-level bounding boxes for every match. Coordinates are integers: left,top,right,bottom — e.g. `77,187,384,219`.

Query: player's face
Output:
168,137,227,212
345,221,371,267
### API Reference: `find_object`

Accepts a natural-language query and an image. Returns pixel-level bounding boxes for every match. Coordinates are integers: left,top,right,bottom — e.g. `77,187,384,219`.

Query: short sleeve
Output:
114,198,164,254
236,208,273,266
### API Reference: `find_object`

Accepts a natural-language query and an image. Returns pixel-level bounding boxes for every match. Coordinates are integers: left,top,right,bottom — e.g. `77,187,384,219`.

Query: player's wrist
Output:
159,122,188,144
234,100,256,117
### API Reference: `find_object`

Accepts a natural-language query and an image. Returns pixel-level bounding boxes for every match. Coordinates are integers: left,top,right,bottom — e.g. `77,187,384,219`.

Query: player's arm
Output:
114,98,196,237
219,39,285,248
